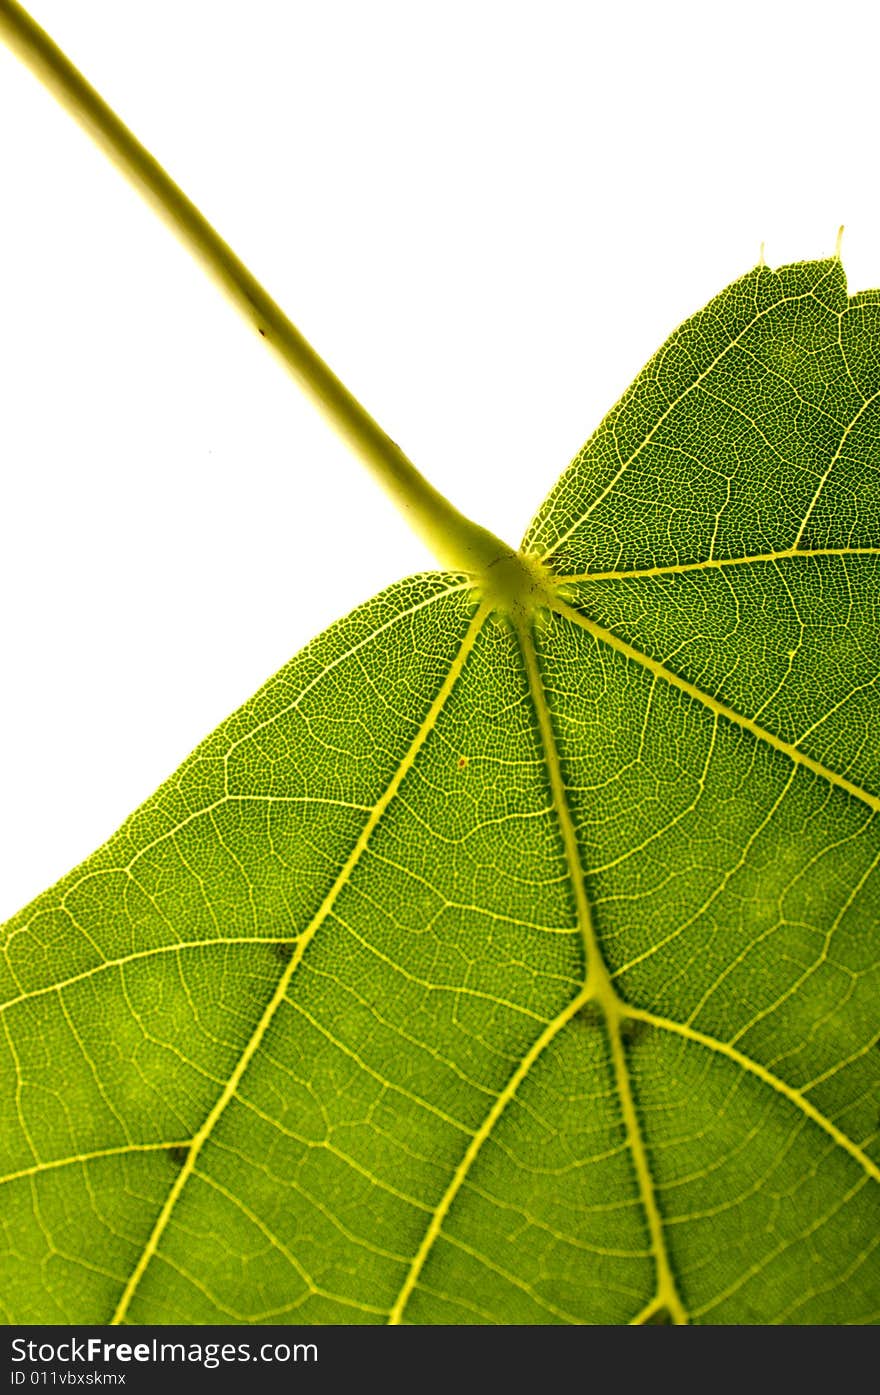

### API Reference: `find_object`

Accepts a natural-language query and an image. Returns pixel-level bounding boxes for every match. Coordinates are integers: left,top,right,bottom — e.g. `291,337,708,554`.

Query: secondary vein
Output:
108,604,488,1325
552,545,880,586
550,597,880,813
625,1006,880,1185
386,988,591,1325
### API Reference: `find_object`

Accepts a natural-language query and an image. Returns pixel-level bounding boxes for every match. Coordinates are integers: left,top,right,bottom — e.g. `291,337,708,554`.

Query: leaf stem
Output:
0,0,514,575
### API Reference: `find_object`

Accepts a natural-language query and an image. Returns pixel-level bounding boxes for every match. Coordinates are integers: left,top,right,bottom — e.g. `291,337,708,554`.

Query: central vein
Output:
517,618,689,1326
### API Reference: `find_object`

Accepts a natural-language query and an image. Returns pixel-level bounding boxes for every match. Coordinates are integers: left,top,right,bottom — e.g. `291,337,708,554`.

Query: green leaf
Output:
3,255,879,1326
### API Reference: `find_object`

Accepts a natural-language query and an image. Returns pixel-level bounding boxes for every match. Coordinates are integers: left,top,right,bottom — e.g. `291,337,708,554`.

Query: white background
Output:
1,0,879,919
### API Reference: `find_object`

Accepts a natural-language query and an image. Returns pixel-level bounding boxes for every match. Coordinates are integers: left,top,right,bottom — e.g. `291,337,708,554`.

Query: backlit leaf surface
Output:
2,256,879,1325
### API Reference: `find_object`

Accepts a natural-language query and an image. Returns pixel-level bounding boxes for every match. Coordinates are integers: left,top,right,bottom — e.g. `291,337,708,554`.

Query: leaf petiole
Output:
0,0,519,581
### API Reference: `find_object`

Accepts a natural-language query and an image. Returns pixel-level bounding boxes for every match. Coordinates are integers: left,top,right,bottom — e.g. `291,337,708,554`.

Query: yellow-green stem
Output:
0,0,514,577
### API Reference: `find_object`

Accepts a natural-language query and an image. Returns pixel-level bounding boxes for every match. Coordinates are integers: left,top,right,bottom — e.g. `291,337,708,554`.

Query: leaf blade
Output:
3,257,879,1325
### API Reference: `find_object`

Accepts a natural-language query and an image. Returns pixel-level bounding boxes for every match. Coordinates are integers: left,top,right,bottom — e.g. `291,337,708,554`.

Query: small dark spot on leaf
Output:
166,1145,189,1168
258,327,266,337
644,1305,673,1325
457,756,468,770
575,1002,603,1028
273,941,295,963
620,1016,648,1048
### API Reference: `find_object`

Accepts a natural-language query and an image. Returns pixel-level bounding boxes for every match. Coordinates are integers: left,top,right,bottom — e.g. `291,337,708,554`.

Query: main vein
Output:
384,622,689,1324
518,621,688,1325
109,605,487,1324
